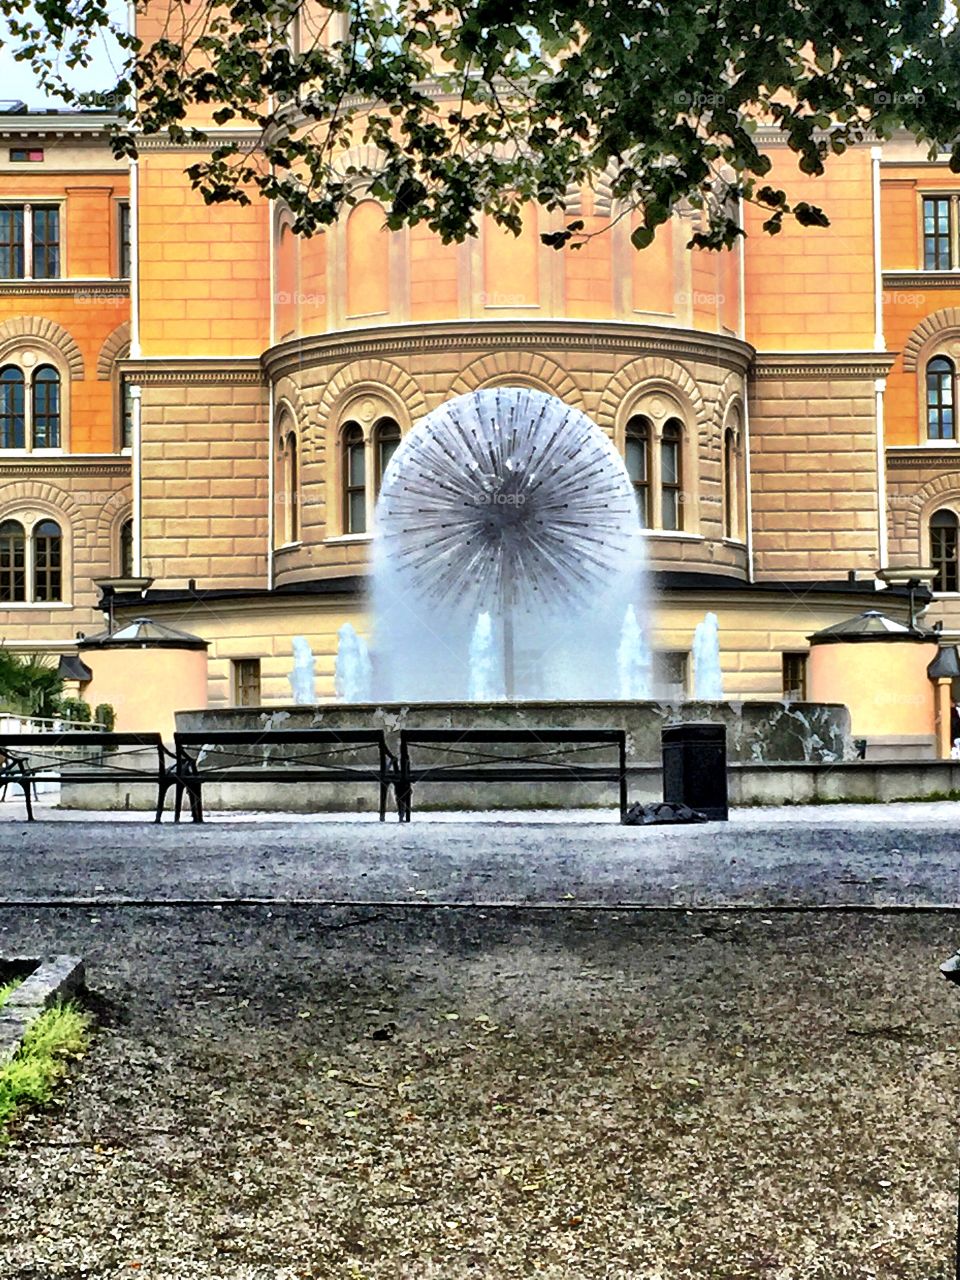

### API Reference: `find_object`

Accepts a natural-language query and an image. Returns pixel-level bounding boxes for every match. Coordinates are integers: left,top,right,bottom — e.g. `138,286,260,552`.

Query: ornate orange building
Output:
4,89,960,720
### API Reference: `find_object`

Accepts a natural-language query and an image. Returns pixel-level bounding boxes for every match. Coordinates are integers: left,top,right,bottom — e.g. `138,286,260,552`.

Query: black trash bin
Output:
661,722,728,821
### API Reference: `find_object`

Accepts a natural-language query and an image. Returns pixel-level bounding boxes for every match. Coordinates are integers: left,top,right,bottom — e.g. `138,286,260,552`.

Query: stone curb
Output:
0,955,85,1066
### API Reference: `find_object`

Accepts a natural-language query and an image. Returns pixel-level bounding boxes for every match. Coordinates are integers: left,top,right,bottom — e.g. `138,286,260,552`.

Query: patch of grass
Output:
0,1000,91,1136
0,978,22,1010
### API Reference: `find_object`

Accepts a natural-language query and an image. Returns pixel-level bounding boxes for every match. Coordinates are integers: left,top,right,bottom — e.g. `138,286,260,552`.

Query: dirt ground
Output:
0,902,958,1280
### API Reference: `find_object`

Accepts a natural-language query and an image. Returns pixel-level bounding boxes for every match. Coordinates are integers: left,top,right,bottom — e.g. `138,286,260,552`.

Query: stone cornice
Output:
752,351,897,380
136,132,262,153
0,279,129,299
262,320,756,383
886,446,960,469
0,455,130,477
883,271,960,290
121,358,264,385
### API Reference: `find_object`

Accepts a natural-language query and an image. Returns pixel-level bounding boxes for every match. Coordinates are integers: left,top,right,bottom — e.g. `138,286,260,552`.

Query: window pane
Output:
0,367,25,448
625,437,647,484
348,490,367,534
927,358,955,440
661,439,679,486
377,423,400,488
0,207,25,278
0,519,25,602
932,512,960,592
31,206,60,278
348,441,365,488
924,197,953,270
33,523,62,602
662,487,679,531
118,201,131,277
121,378,133,449
120,520,134,577
32,366,60,448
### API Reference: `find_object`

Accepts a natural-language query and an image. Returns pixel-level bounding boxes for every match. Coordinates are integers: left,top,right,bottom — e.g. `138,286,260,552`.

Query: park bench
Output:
396,728,628,822
173,729,398,822
0,732,175,822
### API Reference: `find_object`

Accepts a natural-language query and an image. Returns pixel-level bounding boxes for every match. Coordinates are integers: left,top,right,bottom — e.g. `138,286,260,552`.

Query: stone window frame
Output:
925,354,956,442
615,384,699,535
0,340,69,453
326,384,410,540
919,192,960,272
0,198,65,280
912,329,960,444
930,505,960,594
274,407,301,548
0,503,71,606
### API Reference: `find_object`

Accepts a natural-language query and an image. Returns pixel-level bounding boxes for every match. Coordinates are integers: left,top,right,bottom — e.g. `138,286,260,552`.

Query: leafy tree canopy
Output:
2,0,960,250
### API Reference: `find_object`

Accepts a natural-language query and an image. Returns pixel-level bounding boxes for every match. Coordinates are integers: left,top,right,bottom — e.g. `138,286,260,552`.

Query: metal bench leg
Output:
18,765,34,822
155,775,174,824
187,780,204,824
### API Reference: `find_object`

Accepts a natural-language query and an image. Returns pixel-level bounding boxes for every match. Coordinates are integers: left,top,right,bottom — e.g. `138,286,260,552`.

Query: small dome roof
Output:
78,616,208,650
809,610,932,645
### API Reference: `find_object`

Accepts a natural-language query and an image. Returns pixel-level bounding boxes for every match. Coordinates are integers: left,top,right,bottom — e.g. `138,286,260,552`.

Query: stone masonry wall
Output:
136,367,270,590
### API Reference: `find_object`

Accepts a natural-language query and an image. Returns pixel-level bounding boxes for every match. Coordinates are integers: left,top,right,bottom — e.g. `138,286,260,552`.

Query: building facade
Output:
4,86,960,712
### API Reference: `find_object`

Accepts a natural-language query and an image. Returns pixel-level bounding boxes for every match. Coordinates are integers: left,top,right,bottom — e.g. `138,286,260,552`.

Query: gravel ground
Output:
0,814,959,1278
0,905,958,1279
0,806,959,906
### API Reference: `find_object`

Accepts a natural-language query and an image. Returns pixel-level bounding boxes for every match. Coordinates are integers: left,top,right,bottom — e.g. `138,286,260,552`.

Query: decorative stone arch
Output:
902,308,960,372
316,358,427,429
0,316,84,380
449,352,582,407
902,474,960,548
273,376,309,439
0,479,84,541
599,355,708,443
96,322,131,381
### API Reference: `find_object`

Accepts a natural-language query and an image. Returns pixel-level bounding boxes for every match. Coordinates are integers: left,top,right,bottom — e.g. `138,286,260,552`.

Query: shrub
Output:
57,697,92,725
94,703,116,731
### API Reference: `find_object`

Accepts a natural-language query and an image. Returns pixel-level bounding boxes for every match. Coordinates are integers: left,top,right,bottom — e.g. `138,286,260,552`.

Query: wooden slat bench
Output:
397,728,628,821
173,729,398,822
0,732,175,822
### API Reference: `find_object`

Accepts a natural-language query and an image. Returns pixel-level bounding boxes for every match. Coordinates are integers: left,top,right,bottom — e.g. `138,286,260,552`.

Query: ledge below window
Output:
0,602,73,610
323,534,373,545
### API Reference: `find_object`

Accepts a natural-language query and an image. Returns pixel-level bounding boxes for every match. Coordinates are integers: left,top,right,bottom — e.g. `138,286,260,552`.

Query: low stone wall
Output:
58,699,851,813
177,699,852,765
59,758,960,813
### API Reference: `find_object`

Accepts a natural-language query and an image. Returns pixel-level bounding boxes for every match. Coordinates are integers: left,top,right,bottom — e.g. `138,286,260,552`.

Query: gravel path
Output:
0,904,959,1278
0,805,958,906
1,813,960,1277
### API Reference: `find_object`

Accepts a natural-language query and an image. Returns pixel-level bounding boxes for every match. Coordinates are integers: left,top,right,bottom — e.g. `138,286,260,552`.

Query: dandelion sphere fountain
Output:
371,387,650,701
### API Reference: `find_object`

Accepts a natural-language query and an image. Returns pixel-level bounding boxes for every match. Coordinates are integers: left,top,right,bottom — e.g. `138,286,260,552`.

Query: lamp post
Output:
940,951,960,1280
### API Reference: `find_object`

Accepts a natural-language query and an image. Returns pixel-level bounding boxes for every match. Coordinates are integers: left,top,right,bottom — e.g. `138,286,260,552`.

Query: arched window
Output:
931,509,960,592
33,519,62,602
32,365,60,448
119,518,134,578
375,418,401,493
0,519,26,602
625,415,651,527
723,426,738,539
927,356,955,441
0,366,25,449
284,431,300,543
661,419,683,531
343,422,366,533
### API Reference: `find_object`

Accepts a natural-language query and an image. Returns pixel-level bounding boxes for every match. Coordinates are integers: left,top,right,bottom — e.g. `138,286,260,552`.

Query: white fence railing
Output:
0,713,107,734
0,715,107,801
